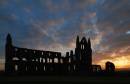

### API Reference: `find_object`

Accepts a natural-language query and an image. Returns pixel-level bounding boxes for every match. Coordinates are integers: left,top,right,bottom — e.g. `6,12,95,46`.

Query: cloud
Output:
0,0,8,5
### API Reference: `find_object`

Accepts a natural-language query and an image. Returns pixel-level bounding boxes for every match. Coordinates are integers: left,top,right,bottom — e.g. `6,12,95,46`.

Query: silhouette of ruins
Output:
105,61,115,72
5,34,115,75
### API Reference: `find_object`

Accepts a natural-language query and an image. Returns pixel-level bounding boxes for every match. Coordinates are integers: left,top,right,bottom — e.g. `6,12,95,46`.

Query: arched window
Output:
49,59,52,63
34,51,36,54
81,45,82,49
47,58,50,63
60,59,63,64
74,65,76,70
26,67,28,71
22,58,27,61
40,58,42,63
36,66,38,71
81,44,84,50
15,65,18,71
15,48,18,52
56,54,57,57
36,59,38,62
54,58,58,63
82,45,84,49
42,52,44,55
43,58,45,63
32,59,35,61
69,58,71,63
12,57,19,61
44,66,46,71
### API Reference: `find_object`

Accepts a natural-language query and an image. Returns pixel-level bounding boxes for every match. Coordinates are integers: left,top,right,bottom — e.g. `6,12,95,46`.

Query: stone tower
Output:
5,34,13,74
75,36,92,72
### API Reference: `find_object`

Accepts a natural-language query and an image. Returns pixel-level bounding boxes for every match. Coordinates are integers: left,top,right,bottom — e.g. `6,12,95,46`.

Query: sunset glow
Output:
97,56,130,70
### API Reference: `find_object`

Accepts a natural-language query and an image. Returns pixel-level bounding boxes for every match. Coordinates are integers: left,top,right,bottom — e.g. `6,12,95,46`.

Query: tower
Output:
87,38,92,66
75,36,92,72
75,36,80,62
76,36,79,48
5,34,13,74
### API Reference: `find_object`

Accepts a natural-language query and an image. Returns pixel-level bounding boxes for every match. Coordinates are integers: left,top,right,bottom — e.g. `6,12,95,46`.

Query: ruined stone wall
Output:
9,46,76,74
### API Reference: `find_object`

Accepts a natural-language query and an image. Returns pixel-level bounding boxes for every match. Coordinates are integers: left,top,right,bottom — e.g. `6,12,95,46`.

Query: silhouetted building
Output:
5,34,13,74
92,65,102,72
75,36,92,73
105,61,115,72
5,34,102,75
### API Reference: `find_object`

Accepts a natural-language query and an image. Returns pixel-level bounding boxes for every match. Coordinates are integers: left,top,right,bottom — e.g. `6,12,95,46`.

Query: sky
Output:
0,0,130,71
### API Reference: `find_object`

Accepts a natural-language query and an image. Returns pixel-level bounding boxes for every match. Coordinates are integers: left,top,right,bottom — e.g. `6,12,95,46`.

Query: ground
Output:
0,71,130,84
0,75,130,84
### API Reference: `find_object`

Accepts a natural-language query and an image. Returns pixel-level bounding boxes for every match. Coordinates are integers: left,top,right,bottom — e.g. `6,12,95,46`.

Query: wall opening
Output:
15,65,18,71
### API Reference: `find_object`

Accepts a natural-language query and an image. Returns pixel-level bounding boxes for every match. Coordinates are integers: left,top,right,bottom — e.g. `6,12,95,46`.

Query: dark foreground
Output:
0,75,130,84
1,71,130,84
